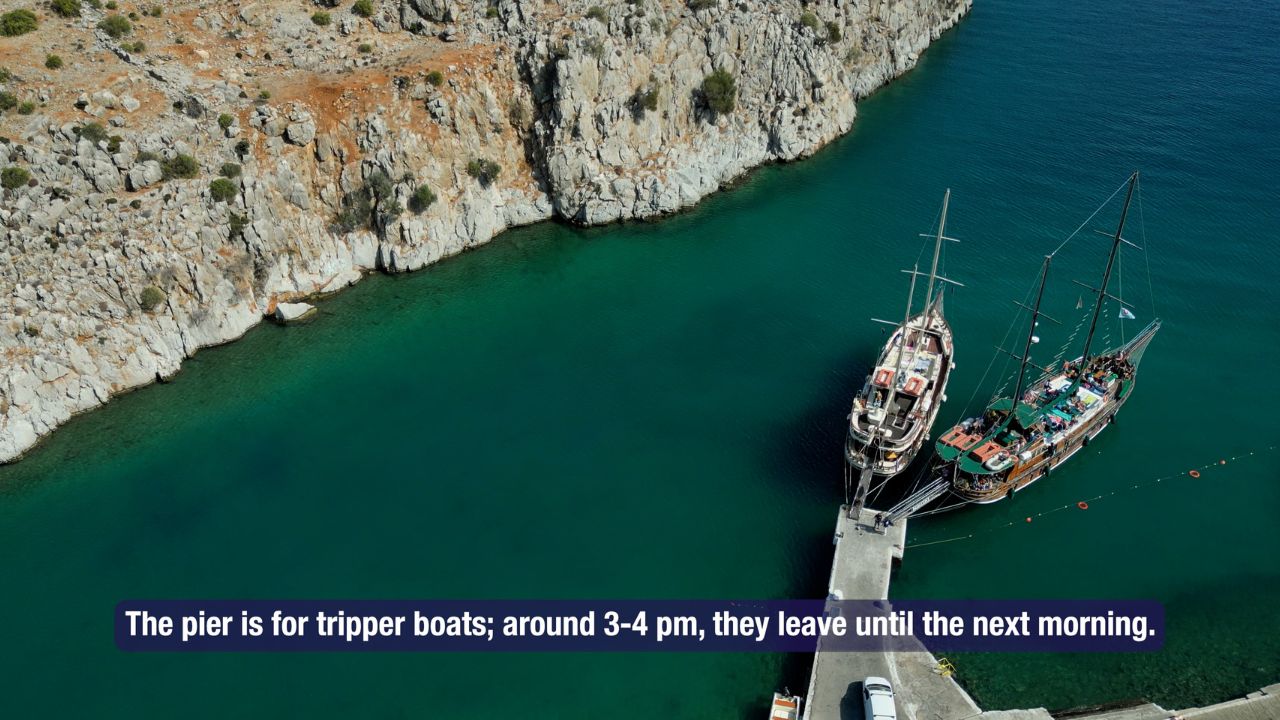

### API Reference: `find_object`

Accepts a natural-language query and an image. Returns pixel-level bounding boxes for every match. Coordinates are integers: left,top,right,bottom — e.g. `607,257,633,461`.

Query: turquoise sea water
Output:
2,0,1278,716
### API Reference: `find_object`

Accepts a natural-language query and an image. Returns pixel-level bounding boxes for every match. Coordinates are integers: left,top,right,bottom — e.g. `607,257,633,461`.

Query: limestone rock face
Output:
0,0,970,462
273,302,317,324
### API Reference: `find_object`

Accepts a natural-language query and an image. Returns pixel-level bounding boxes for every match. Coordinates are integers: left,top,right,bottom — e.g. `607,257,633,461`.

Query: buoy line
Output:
904,446,1276,550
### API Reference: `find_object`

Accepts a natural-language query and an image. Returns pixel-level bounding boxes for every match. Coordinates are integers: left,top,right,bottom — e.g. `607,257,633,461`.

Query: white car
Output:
862,676,897,720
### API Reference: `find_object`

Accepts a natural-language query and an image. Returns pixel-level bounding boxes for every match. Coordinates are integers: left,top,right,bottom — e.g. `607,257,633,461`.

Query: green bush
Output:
0,10,39,36
258,89,271,100
825,21,841,42
87,0,100,8
799,11,819,32
357,42,372,53
586,6,607,22
45,54,63,70
465,158,501,185
485,6,498,18
78,122,108,143
688,0,716,10
425,70,443,87
352,0,373,18
209,177,237,203
161,153,199,180
228,212,248,238
0,68,10,82
311,11,331,26
147,5,161,17
701,68,735,115
234,139,251,156
409,184,436,213
1,165,31,190
136,150,159,163
105,0,116,8
128,40,145,53
219,162,241,178
218,113,234,129
18,101,35,115
139,285,166,312
98,14,132,38
0,92,16,112
636,87,659,112
51,0,82,18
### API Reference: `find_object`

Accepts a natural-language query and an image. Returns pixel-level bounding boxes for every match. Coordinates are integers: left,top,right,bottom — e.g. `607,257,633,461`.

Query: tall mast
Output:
1079,172,1138,369
922,189,950,316
1012,255,1052,415
880,263,920,417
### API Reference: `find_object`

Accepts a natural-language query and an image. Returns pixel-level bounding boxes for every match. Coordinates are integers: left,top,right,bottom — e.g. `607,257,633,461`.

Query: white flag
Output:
1119,307,1136,320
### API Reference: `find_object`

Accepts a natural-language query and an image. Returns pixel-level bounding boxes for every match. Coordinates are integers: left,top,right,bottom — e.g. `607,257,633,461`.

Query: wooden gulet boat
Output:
845,191,961,516
930,172,1160,507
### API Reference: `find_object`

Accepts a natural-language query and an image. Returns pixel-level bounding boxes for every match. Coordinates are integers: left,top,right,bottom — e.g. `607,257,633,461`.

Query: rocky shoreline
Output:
0,0,970,463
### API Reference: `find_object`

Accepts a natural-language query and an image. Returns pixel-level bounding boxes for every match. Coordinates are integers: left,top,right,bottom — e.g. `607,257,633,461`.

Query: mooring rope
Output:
903,446,1277,550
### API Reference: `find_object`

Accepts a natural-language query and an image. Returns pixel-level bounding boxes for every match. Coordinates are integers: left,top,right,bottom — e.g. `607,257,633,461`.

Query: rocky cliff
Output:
0,0,970,462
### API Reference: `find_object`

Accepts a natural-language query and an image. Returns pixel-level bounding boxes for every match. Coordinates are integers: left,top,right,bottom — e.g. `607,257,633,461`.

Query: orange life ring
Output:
1077,501,1089,510
1189,470,1201,478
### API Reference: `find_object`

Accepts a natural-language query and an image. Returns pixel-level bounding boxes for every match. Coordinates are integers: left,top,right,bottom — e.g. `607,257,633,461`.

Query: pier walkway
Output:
802,507,981,720
799,507,1279,720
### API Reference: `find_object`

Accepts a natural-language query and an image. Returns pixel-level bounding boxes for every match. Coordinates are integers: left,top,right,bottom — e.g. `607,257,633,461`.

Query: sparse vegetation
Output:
485,6,498,18
78,122,108,143
586,6,607,22
688,0,716,11
357,42,372,53
97,14,132,38
147,5,161,17
635,87,659,113
701,68,736,115
425,70,443,87
0,10,39,37
799,11,820,32
0,68,10,83
335,171,402,233
45,54,63,70
18,101,35,115
139,285,166,312
258,89,271,100
234,139,251,156
311,11,331,26
105,0,117,8
408,184,436,213
825,21,841,42
465,158,501,186
218,113,234,129
50,0,82,18
585,38,605,60
160,153,199,180
219,162,241,178
2,166,31,190
209,178,237,203
228,212,248,238
127,40,145,53
136,150,160,163
352,0,373,18
0,92,16,112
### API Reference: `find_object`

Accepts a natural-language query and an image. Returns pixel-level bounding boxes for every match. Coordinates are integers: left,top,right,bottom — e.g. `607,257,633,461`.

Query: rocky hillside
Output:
0,0,970,463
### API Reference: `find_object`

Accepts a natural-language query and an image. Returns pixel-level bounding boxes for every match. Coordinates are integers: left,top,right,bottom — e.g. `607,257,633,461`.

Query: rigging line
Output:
1136,175,1158,319
1048,175,1132,258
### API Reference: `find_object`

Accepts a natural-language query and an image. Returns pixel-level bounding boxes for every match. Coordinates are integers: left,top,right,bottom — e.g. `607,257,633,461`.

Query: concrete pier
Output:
799,507,1280,720
802,506,982,720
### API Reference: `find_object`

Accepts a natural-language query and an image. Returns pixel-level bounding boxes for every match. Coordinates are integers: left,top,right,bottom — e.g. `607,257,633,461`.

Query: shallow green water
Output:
2,0,1278,716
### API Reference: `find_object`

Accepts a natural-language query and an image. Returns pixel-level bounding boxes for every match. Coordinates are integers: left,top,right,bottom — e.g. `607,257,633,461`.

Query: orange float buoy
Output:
1189,470,1201,478
1025,517,1033,523
1220,459,1227,465
1077,501,1089,510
